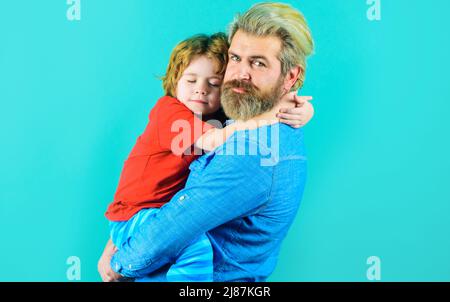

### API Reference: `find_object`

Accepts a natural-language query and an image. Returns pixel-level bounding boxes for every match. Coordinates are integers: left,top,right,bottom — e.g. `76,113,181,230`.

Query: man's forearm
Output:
110,152,272,278
110,191,264,278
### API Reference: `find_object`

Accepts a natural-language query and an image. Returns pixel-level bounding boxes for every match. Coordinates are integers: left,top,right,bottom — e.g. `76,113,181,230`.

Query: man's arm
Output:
110,139,273,278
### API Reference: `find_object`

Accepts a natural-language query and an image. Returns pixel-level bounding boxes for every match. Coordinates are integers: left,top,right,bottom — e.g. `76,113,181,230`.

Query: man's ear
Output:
283,66,302,92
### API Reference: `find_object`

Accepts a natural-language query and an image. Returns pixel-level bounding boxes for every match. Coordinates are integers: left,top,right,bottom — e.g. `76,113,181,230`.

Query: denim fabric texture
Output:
109,208,213,282
111,123,307,281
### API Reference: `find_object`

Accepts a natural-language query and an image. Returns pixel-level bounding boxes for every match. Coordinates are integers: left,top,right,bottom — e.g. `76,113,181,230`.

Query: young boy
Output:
99,33,314,282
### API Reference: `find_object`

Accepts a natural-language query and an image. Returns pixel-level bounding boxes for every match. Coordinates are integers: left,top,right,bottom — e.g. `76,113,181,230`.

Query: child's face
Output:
176,56,223,115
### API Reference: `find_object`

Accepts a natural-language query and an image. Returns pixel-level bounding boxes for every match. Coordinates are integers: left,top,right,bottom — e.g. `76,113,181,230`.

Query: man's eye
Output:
230,55,240,62
253,61,266,68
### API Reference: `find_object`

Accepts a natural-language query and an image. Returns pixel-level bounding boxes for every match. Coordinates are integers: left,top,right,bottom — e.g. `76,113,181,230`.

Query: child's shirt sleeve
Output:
151,96,215,152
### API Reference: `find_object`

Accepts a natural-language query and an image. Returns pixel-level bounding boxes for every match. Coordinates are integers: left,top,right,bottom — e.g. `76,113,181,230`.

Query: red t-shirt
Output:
105,96,214,221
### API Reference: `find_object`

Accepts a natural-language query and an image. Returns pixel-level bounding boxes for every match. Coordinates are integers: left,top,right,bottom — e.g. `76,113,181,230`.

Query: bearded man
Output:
99,2,314,282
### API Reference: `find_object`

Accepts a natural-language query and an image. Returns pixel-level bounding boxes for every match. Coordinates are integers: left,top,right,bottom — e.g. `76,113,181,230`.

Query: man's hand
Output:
97,239,123,282
277,92,314,128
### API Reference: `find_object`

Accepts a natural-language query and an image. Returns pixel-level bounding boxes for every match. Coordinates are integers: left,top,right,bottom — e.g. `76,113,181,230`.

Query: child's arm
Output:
195,121,253,152
277,92,314,128
195,93,314,152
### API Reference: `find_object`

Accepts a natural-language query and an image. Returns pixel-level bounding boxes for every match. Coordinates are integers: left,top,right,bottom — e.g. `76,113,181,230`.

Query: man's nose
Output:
237,66,251,81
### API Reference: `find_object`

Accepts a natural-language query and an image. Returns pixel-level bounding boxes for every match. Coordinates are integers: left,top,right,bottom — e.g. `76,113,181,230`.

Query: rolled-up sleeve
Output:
111,140,274,278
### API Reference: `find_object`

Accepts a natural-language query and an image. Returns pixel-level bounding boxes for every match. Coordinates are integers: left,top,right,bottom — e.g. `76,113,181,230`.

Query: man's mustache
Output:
222,80,259,92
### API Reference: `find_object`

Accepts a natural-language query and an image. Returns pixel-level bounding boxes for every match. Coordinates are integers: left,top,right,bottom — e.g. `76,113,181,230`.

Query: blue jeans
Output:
109,208,213,281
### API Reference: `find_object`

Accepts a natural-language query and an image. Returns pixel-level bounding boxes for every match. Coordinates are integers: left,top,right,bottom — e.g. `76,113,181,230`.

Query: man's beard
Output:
221,78,284,121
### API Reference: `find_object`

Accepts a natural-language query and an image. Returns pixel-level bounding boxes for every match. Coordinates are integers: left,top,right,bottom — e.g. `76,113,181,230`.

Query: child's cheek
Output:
211,95,221,108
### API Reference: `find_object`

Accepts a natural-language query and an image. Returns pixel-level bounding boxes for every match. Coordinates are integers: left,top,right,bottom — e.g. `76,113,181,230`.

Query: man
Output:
99,2,314,281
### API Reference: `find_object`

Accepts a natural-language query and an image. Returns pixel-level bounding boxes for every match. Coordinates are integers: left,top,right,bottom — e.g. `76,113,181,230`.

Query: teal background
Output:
0,0,449,281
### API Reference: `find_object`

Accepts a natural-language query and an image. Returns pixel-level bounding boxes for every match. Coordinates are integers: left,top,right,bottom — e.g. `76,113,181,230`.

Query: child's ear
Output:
283,66,302,92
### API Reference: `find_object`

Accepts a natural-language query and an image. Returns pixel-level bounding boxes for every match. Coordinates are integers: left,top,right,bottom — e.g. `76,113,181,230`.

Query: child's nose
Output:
195,83,208,95
195,88,207,95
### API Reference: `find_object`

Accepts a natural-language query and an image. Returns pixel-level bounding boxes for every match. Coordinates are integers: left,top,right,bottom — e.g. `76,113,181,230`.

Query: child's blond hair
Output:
162,33,229,97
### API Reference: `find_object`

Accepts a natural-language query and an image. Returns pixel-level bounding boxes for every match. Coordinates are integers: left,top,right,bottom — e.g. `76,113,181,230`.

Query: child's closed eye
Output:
208,82,221,87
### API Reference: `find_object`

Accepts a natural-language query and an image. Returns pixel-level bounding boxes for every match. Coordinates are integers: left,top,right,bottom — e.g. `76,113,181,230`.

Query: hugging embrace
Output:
98,2,315,282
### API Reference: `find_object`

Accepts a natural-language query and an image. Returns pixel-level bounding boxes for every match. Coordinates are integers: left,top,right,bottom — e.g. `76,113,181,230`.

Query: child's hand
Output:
277,92,314,128
97,239,123,282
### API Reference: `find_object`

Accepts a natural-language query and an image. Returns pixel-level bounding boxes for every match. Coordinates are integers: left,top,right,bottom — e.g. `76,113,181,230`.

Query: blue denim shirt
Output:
111,123,307,281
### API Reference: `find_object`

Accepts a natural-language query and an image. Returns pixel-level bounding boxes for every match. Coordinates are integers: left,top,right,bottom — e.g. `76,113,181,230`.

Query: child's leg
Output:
109,208,214,282
109,208,158,248
165,234,214,282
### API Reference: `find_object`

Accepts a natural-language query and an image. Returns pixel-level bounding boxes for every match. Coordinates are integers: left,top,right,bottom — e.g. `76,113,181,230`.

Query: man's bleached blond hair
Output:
228,2,314,90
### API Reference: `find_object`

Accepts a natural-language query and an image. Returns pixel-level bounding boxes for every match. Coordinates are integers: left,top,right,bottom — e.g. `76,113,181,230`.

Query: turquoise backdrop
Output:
0,0,449,281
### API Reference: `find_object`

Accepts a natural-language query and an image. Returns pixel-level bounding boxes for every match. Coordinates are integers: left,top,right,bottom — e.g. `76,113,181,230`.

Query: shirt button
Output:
115,263,120,271
128,264,132,269
179,195,185,201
